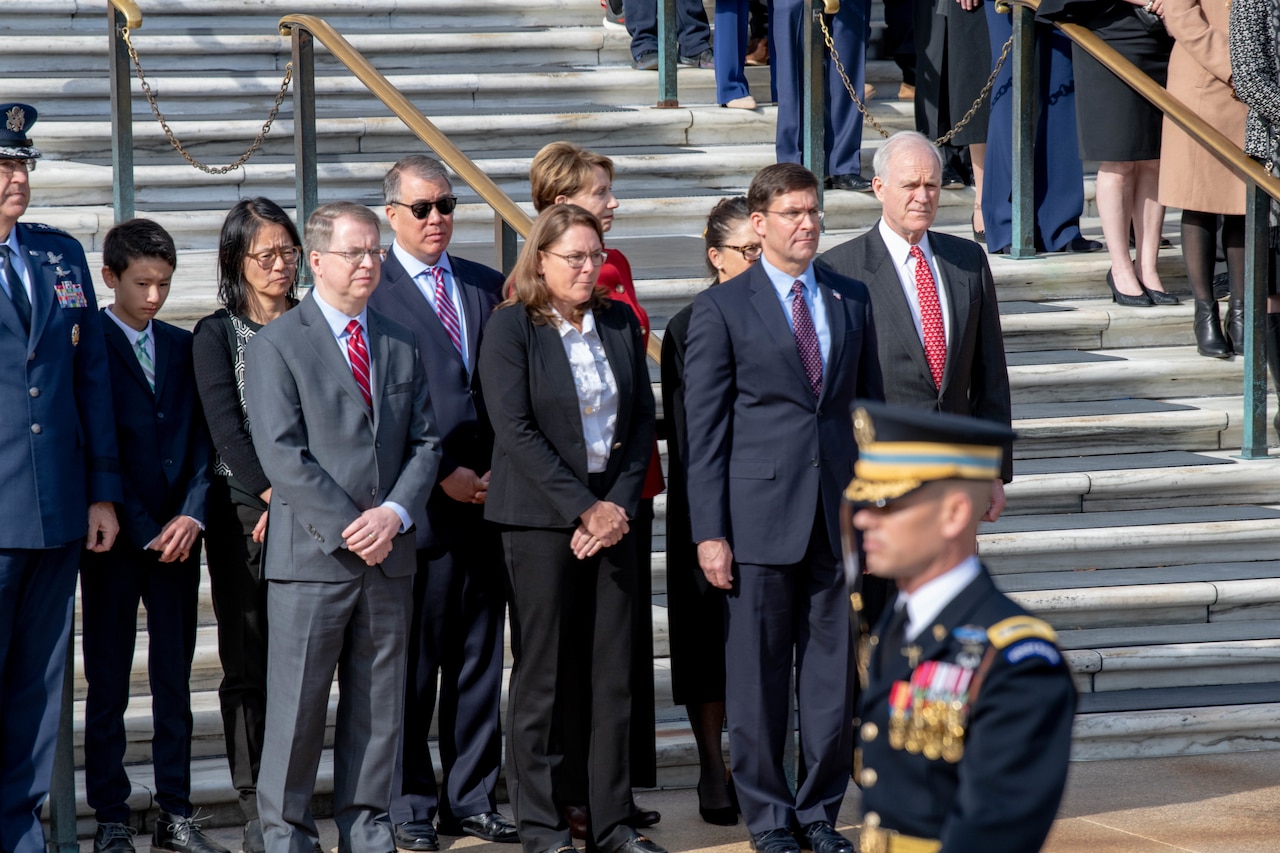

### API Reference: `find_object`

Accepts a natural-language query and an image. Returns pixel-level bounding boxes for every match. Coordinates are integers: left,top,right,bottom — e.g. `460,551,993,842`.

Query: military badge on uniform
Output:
54,280,87,308
71,323,80,346
45,251,62,266
887,658,981,764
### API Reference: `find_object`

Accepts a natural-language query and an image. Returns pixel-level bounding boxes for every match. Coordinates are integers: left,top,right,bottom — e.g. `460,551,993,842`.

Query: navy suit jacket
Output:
683,261,885,566
817,226,1013,481
100,313,212,551
366,249,503,550
0,222,120,549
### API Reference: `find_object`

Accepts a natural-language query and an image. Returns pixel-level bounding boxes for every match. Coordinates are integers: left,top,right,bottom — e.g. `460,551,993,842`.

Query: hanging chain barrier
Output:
119,25,293,175
818,12,1014,146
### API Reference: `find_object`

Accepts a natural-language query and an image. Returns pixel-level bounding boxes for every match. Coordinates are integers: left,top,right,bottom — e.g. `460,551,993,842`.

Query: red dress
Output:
599,247,665,499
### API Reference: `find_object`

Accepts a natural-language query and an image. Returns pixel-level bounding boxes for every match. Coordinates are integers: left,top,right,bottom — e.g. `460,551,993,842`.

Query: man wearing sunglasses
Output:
368,156,517,849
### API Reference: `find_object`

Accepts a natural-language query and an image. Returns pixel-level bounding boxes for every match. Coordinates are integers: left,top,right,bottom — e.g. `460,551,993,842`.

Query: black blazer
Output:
478,300,656,529
818,226,1013,481
100,313,213,551
367,248,504,549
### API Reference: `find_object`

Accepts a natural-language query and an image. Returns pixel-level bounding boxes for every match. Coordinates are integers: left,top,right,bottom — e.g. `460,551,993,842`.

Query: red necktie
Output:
910,245,946,389
427,266,464,357
345,319,372,409
791,280,823,398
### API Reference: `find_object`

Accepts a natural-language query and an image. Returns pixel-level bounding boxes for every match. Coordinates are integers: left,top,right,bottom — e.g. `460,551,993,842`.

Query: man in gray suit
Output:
818,131,1012,520
245,202,441,853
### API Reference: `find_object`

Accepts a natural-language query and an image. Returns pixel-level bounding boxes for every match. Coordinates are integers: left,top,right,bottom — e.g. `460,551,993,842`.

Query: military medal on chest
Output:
886,625,990,763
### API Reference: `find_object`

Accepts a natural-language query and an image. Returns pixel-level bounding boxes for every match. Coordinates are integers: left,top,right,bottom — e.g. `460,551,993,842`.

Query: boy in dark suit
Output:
80,219,225,853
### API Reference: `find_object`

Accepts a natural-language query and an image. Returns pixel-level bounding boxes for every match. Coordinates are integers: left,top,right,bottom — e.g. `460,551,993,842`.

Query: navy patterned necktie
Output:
0,245,31,333
791,280,822,398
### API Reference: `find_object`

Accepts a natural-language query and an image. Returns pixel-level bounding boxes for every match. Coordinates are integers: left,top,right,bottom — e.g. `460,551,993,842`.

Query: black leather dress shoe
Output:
1059,236,1103,253
94,823,136,853
151,812,231,853
242,819,266,853
941,166,966,189
623,804,661,829
750,828,802,853
437,812,519,843
826,173,873,192
610,833,667,853
393,820,439,852
799,821,854,853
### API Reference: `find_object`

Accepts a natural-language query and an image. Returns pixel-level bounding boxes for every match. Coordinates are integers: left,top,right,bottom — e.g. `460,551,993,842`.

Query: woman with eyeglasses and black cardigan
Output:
190,197,301,853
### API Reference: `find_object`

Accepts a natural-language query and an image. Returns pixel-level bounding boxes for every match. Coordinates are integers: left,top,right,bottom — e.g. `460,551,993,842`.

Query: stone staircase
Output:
5,0,1280,837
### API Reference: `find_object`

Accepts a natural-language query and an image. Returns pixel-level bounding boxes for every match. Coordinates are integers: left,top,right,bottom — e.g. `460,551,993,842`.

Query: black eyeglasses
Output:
391,198,458,219
722,244,762,261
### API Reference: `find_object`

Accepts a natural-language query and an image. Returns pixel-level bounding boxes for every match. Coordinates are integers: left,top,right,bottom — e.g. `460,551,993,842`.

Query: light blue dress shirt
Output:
390,241,470,372
759,255,831,369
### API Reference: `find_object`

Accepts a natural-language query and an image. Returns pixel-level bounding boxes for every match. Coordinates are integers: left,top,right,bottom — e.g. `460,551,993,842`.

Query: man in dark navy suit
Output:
844,402,1075,853
0,103,123,853
81,218,225,853
369,155,516,851
683,163,884,853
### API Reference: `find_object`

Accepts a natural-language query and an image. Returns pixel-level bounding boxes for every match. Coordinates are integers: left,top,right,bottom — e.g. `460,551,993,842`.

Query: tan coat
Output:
1158,0,1249,214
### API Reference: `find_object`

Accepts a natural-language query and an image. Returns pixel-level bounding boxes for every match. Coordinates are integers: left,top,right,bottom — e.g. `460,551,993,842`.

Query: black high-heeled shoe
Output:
971,213,986,244
1225,297,1245,354
1106,269,1153,306
1193,299,1230,358
1142,284,1180,305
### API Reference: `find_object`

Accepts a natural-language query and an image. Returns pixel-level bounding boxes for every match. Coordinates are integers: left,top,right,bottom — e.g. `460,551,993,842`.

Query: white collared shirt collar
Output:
876,218,951,342
310,287,369,342
391,241,452,283
104,305,154,349
895,555,982,642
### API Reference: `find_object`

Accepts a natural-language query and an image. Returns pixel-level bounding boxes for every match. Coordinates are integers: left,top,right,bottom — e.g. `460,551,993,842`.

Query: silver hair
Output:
383,154,451,204
872,131,944,184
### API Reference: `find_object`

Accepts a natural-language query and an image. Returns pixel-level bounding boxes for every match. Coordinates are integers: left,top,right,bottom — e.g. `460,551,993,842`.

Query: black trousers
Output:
204,482,269,821
81,544,202,822
502,525,636,853
390,513,507,824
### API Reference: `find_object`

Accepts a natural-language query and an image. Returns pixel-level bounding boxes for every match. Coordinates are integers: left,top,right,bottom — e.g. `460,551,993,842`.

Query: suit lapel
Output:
866,231,934,388
368,312,392,429
102,315,153,395
152,323,171,401
458,274,486,379
299,295,373,424
931,237,971,394
19,230,55,352
597,307,635,439
815,269,846,406
748,265,813,393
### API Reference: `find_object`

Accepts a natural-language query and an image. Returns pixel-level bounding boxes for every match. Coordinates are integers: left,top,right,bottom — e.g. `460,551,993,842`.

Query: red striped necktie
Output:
427,266,464,357
345,319,372,409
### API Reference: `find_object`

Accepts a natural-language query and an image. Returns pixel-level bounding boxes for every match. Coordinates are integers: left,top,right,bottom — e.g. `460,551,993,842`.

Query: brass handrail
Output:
278,14,533,238
1014,0,1280,201
109,0,142,29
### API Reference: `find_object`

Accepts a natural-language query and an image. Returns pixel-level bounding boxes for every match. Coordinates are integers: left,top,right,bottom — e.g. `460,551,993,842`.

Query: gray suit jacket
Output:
818,225,1013,481
244,292,441,581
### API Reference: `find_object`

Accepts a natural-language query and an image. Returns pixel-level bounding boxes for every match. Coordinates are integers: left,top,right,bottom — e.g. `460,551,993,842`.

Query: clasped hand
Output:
343,506,402,566
571,500,629,559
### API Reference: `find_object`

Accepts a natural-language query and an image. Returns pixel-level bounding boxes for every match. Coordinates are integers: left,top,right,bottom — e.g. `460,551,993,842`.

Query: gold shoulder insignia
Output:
987,616,1057,649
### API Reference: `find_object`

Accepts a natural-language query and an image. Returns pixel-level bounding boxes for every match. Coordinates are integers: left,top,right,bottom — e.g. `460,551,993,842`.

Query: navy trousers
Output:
80,544,202,823
772,0,869,177
981,9,1085,253
390,523,507,825
0,542,80,853
724,508,856,835
624,0,712,60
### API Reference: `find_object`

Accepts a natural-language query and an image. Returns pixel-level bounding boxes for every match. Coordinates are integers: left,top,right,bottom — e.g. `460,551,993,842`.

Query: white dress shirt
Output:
894,555,982,642
552,308,619,474
877,219,952,345
390,241,471,371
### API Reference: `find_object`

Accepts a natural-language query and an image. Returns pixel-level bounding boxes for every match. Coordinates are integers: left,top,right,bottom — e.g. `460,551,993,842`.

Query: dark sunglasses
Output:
391,197,458,219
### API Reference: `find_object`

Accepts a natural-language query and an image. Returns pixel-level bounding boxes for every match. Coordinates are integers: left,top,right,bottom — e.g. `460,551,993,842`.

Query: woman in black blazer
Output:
477,205,659,853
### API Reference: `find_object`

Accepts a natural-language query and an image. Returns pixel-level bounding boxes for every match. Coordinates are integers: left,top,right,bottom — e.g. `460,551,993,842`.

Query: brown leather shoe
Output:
564,805,589,840
745,38,769,66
